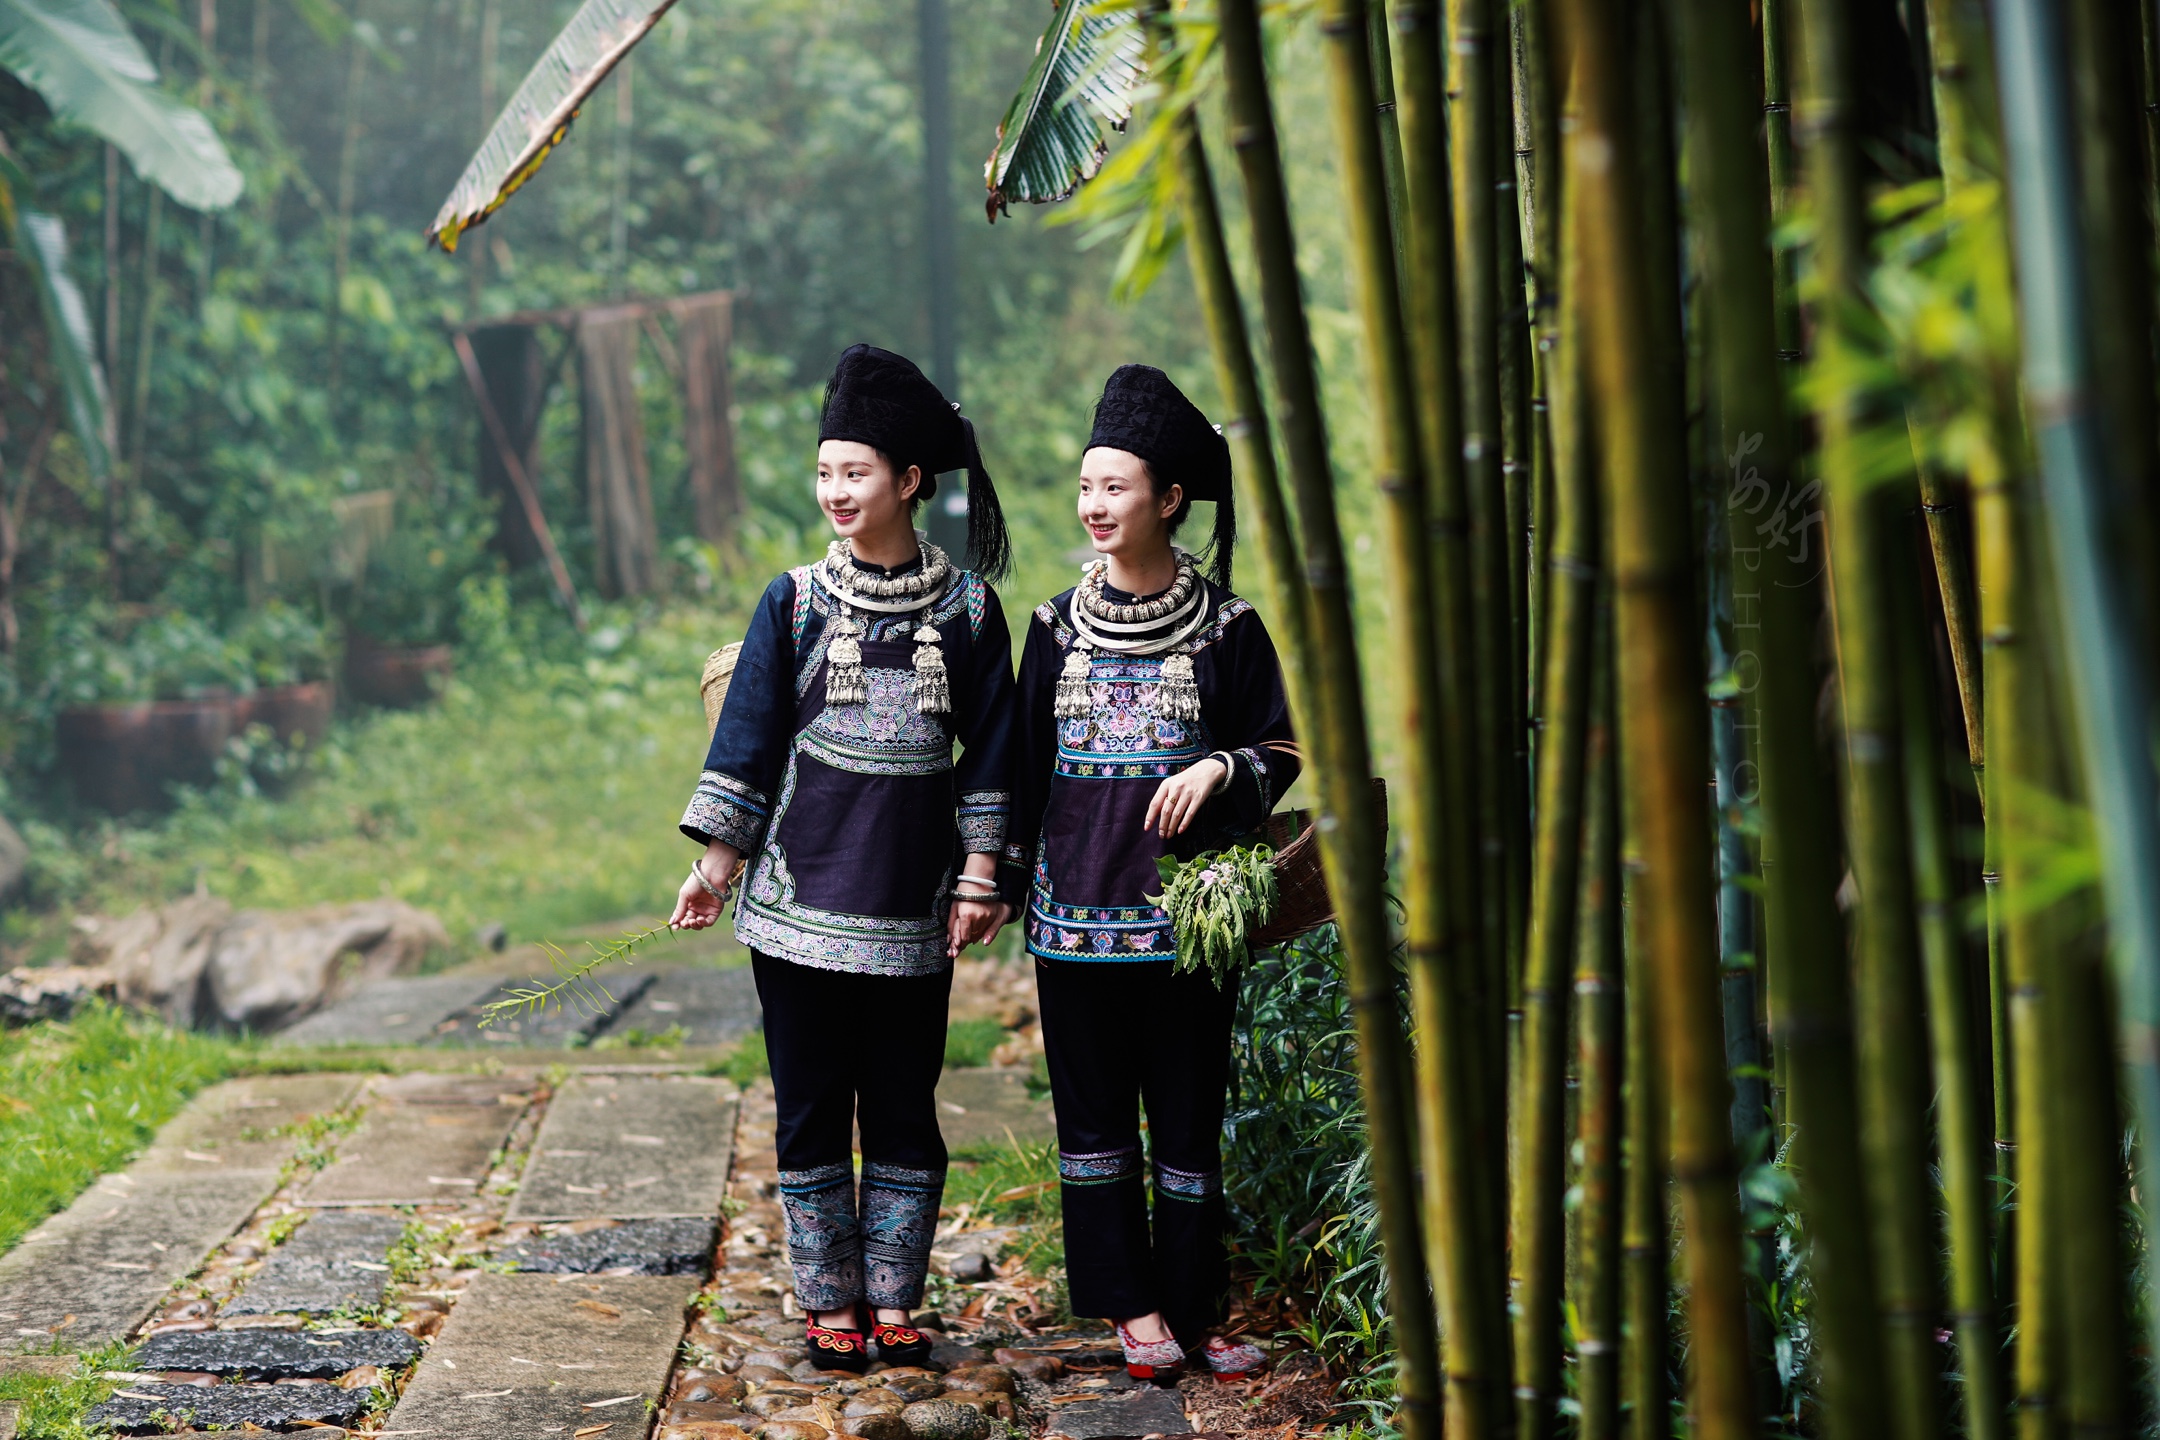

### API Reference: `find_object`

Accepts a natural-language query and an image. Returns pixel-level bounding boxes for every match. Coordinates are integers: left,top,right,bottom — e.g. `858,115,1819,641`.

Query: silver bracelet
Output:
691,860,729,901
1208,751,1237,794
953,878,1001,897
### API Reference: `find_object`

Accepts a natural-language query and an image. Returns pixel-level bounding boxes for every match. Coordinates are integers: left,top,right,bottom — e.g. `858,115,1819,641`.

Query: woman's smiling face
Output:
1077,446,1181,562
818,440,919,541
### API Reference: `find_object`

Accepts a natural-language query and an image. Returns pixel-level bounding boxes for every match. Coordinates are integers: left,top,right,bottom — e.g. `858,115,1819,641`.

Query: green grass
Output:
0,1005,236,1256
943,1017,1008,1070
0,1343,130,1440
949,1138,1063,1276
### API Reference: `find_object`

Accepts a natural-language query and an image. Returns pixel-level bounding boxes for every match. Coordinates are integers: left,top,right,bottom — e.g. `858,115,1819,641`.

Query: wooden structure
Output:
453,291,740,621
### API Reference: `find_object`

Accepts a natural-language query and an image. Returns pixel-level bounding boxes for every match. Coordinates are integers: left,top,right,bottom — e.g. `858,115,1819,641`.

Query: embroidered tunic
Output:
681,558,1016,975
1005,580,1300,962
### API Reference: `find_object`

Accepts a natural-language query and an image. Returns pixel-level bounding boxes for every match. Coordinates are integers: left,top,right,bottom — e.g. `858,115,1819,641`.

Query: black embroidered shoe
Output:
807,1321,871,1373
871,1319,934,1367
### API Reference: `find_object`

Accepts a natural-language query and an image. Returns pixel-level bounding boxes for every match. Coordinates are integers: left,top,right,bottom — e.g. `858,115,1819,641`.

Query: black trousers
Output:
1035,957,1240,1347
754,952,951,1311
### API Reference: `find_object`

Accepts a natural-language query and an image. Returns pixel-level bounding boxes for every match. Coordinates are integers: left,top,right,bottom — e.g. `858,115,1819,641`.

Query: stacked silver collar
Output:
1057,553,1207,722
818,538,951,613
817,538,953,715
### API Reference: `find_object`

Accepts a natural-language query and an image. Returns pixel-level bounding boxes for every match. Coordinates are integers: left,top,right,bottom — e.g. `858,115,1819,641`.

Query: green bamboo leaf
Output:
983,0,1145,219
0,0,242,210
14,210,115,479
425,0,679,251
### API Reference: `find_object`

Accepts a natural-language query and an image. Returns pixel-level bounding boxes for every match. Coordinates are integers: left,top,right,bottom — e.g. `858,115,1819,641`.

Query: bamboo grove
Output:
985,0,2160,1434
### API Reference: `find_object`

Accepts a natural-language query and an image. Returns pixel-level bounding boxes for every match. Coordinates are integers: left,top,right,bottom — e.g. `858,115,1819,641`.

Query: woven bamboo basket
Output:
1245,778,1390,949
697,642,749,888
702,642,743,736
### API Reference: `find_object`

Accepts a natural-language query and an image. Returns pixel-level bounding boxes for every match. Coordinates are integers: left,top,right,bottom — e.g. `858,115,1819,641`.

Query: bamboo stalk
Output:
1551,0,1757,1431
1994,0,2159,1422
1450,0,1520,1115
1384,0,1484,1046
1382,2,1504,1404
1496,49,1534,972
1760,0,1800,363
1896,519,2002,1440
2063,0,2160,674
1510,0,1556,775
1792,1,1944,1434
1572,592,1621,1440
1619,846,1669,1440
1971,443,2056,1440
1212,8,1442,1438
1318,4,1497,1431
1509,126,1594,1434
1667,0,1888,1426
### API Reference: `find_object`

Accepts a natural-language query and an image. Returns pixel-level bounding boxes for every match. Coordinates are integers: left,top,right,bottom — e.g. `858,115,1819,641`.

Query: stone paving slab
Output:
501,1217,716,1276
935,1068,1056,1150
88,1381,372,1433
137,1073,367,1176
0,1169,280,1352
382,1271,698,1440
134,1325,421,1376
225,1211,408,1314
507,1075,735,1221
302,1075,531,1207
1042,1386,1194,1440
0,1398,17,1440
272,974,504,1048
428,974,655,1048
596,966,760,1047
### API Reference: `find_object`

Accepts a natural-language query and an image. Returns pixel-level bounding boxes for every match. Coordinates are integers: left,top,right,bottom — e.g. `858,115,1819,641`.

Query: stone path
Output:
0,951,1350,1439
271,975,503,1048
0,1074,362,1351
301,1074,531,1206
431,974,657,1048
605,968,761,1047
224,1211,407,1315
507,1075,736,1222
385,1272,698,1440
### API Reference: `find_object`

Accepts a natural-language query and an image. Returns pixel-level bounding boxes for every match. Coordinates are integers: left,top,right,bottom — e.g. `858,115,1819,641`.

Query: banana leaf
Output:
983,0,1146,220
14,210,116,480
0,0,242,211
425,0,678,252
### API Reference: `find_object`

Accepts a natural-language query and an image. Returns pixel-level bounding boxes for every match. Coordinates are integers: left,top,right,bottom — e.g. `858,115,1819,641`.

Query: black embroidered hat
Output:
1087,364,1236,587
818,344,1011,581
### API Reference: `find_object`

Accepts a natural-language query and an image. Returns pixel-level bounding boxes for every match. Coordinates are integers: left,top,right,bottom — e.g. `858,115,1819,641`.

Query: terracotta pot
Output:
56,696,237,815
344,642,453,709
237,681,334,748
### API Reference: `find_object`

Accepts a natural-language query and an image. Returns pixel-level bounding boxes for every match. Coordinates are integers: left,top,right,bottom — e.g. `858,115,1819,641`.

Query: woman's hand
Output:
947,896,1011,957
670,841,741,930
947,855,1009,956
1145,756,1229,839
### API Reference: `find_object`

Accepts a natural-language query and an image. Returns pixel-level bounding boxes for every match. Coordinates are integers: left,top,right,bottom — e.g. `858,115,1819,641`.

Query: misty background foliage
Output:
0,0,1221,790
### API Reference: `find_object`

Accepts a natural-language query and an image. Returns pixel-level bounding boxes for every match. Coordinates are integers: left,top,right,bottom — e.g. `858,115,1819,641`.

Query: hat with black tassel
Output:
1086,364,1236,589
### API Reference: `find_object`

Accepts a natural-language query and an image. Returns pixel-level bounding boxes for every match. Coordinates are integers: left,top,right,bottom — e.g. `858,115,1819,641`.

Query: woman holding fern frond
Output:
669,345,1017,1374
1004,365,1299,1384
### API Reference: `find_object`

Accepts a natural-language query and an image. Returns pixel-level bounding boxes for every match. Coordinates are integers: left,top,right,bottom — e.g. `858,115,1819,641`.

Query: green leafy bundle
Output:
1149,844,1277,987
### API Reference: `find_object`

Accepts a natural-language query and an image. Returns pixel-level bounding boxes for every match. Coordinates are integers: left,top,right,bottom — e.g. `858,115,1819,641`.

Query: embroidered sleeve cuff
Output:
957,789,1012,855
1233,746,1276,812
680,770,770,851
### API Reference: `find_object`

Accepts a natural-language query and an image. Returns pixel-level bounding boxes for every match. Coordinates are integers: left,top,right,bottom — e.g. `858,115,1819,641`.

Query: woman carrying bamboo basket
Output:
1004,365,1298,1383
669,344,1018,1372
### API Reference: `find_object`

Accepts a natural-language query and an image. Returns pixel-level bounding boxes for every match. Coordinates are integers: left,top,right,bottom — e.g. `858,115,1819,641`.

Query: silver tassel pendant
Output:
913,626,950,715
1158,650,1201,722
826,616,869,706
1055,645,1094,720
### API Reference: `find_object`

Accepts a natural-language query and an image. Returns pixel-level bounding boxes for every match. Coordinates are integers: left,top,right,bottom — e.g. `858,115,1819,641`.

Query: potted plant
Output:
52,615,249,814
342,526,460,708
232,604,335,748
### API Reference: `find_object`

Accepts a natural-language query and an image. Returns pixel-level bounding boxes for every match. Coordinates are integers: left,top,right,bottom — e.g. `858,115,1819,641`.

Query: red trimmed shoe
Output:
806,1320,870,1374
1115,1321,1185,1384
1201,1335,1266,1382
871,1318,934,1367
